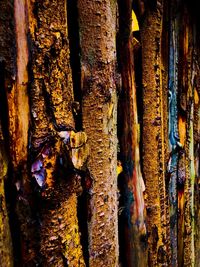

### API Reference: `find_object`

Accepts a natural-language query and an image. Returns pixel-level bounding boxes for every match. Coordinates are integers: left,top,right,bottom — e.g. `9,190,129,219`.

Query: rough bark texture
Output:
0,0,200,266
26,0,85,265
140,1,170,266
78,0,119,266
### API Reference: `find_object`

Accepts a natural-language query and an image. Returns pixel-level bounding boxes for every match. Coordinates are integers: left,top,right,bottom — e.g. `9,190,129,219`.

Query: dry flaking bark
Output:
26,0,85,265
1,0,30,216
117,1,146,266
8,0,30,169
140,1,170,265
78,0,119,266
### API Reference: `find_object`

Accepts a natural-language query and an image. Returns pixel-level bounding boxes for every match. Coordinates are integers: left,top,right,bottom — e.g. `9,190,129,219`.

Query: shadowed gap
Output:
67,1,89,266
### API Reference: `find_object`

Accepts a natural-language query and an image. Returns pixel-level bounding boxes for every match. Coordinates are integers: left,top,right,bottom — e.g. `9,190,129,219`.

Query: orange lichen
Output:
178,115,186,146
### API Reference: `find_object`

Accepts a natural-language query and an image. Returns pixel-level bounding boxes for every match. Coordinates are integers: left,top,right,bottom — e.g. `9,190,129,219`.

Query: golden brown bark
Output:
140,1,170,265
26,0,85,265
78,0,119,266
8,0,30,169
1,1,200,266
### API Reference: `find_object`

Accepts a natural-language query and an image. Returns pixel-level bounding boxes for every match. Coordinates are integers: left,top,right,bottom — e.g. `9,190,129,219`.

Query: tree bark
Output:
18,0,85,265
140,1,170,265
0,1,200,266
78,0,119,266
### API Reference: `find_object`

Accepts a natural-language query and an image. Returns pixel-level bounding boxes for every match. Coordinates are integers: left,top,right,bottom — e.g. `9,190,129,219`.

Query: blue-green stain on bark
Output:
168,4,180,265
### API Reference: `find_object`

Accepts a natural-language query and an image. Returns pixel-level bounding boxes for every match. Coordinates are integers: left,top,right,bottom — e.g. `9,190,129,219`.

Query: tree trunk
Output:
26,0,85,265
0,0,200,266
140,1,170,265
78,1,119,266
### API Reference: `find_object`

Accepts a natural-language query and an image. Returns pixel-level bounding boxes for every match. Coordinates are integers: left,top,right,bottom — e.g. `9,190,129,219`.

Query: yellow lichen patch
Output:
178,115,186,146
194,88,199,105
61,194,85,266
132,10,139,32
108,103,114,119
70,131,89,170
70,131,87,148
117,160,123,175
40,190,85,266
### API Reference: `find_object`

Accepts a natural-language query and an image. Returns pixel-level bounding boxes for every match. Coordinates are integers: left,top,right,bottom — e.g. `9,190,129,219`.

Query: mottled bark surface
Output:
140,1,170,266
78,0,119,266
0,0,200,266
26,0,85,265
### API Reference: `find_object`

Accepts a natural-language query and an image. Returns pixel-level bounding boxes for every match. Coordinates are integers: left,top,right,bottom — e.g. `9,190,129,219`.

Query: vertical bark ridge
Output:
78,0,119,266
161,0,171,257
7,0,30,169
140,1,170,265
183,12,195,266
